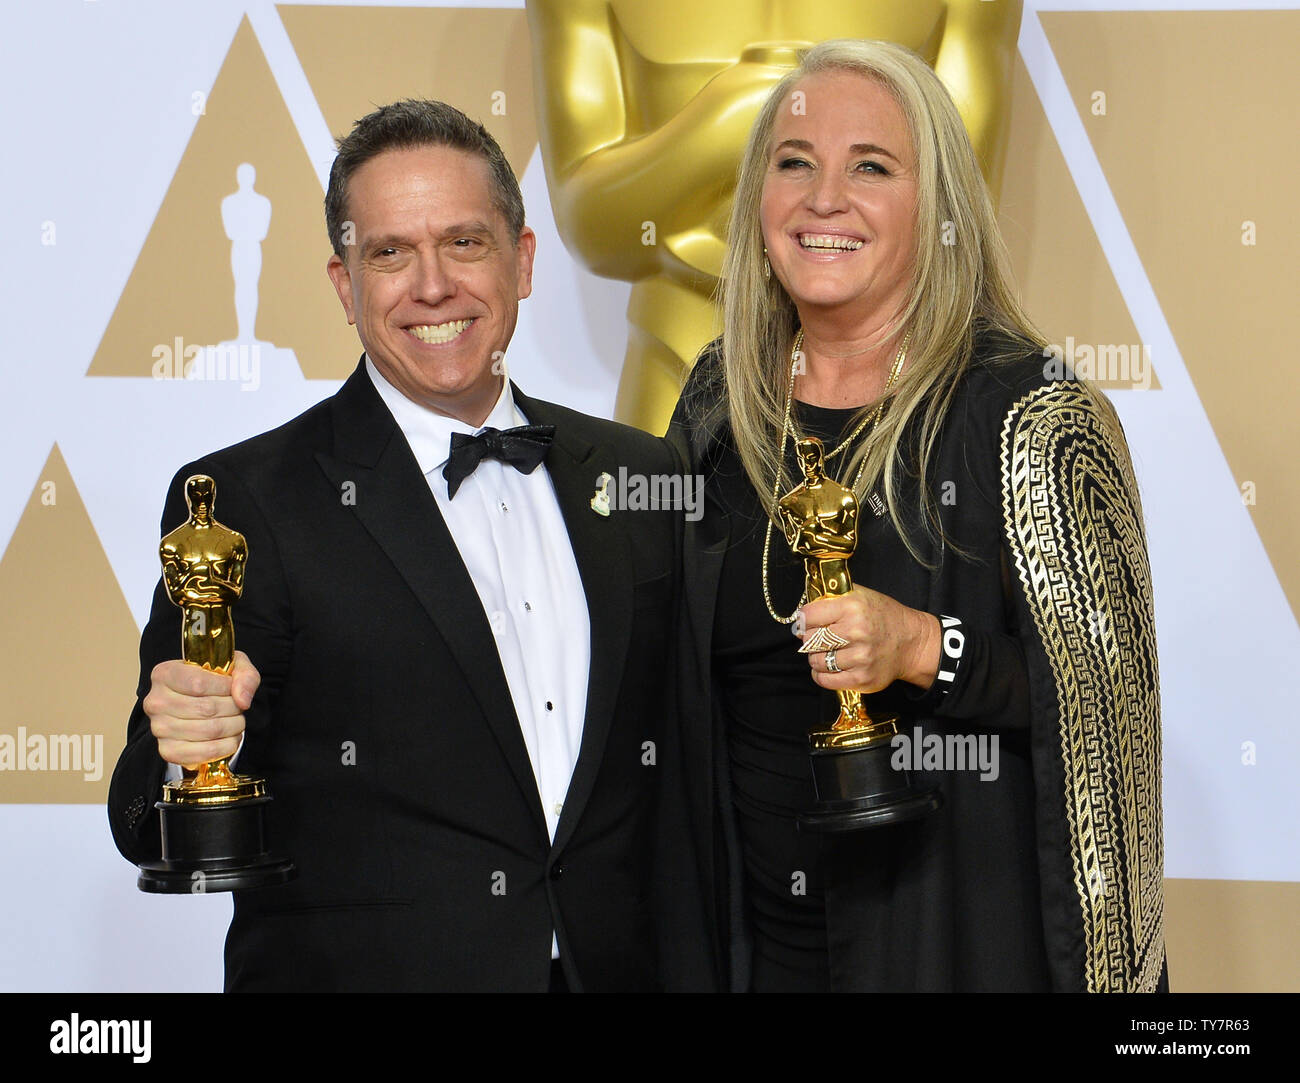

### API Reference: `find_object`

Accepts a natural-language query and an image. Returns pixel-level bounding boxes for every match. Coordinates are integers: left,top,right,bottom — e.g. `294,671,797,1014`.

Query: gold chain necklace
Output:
760,328,910,624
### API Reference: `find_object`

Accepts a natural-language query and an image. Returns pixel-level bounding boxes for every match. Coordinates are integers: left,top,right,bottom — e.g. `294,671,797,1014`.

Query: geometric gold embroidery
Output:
1001,383,1165,992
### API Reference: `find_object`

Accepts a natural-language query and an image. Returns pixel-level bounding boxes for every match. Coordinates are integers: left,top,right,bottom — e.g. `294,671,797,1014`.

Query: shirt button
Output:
554,802,563,817
523,601,532,612
500,502,508,513
545,701,554,711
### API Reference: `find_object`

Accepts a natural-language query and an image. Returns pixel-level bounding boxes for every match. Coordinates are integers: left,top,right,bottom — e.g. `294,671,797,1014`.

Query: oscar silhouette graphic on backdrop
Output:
222,163,272,345
202,162,295,384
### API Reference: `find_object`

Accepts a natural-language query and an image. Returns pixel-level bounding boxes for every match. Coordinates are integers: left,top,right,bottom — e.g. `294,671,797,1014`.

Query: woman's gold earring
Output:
763,248,771,281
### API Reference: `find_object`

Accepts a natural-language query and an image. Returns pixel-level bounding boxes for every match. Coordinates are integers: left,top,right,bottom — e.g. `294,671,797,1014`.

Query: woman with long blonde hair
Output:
668,40,1166,993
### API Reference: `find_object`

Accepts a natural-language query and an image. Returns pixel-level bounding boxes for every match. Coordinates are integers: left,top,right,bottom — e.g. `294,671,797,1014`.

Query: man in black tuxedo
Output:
107,100,690,992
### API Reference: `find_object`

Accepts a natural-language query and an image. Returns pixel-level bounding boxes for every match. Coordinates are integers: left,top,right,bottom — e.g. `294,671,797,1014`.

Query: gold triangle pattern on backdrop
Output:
1044,9,1300,623
278,4,538,178
998,56,1158,391
87,16,355,381
1166,878,1300,993
0,446,136,803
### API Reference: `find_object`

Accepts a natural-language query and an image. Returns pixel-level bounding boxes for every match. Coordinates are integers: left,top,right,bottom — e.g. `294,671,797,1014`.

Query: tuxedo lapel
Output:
314,362,548,839
516,389,633,853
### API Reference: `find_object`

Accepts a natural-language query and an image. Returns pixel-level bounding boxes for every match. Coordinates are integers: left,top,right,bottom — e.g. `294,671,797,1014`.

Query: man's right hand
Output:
144,650,260,767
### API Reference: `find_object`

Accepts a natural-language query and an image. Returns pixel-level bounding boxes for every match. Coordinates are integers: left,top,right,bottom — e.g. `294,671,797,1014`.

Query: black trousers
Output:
549,958,569,994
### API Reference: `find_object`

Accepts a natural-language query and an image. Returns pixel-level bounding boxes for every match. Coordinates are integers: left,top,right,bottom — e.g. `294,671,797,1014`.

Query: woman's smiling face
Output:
760,70,919,331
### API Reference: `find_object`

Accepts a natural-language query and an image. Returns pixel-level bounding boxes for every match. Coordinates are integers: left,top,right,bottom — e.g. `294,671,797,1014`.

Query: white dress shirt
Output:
370,360,591,962
364,359,592,847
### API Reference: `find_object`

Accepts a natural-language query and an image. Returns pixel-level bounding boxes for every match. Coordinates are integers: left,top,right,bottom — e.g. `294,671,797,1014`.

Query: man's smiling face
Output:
326,144,535,426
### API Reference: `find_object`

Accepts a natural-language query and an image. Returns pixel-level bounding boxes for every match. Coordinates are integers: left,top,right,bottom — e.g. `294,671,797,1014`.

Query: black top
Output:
711,402,922,992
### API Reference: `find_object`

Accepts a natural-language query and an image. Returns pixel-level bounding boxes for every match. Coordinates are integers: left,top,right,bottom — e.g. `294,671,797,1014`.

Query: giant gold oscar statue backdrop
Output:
527,0,1020,434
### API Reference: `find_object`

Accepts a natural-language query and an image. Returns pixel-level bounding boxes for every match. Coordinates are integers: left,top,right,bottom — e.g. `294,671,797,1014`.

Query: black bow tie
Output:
443,424,556,498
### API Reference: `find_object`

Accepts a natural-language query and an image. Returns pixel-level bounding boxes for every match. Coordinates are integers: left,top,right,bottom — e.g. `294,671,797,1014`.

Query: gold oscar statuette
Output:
778,439,941,831
136,475,295,893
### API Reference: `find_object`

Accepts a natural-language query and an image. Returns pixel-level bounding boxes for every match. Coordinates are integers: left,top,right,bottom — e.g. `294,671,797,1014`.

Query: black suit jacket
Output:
108,360,684,992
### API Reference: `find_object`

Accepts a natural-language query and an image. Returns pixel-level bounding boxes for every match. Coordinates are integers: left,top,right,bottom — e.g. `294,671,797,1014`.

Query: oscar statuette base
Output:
137,792,296,894
797,723,942,833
